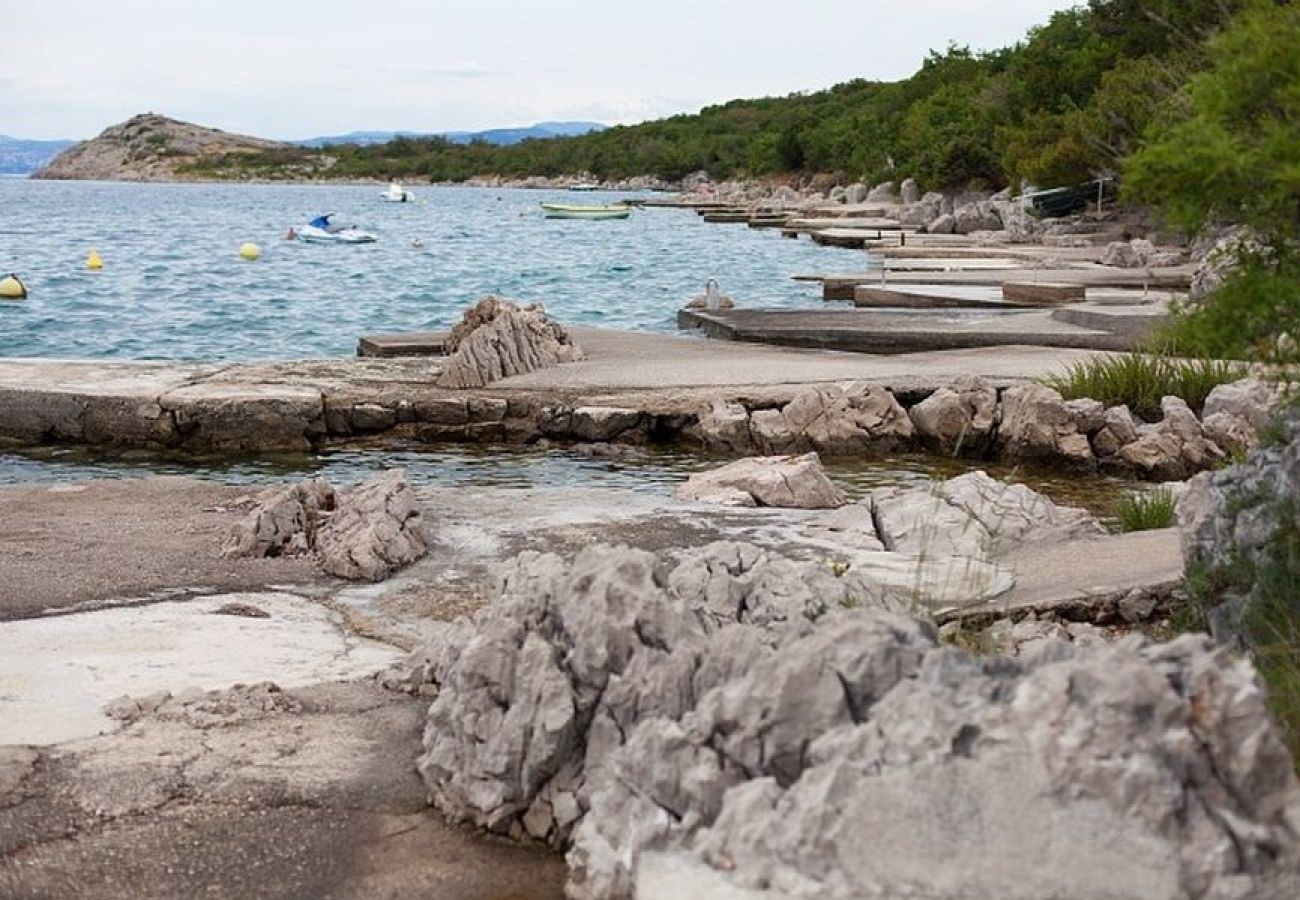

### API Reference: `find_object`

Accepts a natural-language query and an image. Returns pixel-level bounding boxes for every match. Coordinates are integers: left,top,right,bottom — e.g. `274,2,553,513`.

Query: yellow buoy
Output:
86,249,103,271
0,273,26,300
239,242,261,261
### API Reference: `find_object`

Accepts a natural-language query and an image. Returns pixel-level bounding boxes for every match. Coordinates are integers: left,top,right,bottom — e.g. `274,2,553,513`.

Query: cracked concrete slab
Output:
0,592,402,745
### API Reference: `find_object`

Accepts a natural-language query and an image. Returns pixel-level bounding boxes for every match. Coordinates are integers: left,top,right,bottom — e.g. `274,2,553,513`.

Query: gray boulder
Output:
436,296,583,389
899,178,921,205
1102,240,1145,268
953,202,1003,234
752,382,914,457
1203,378,1278,431
843,183,868,205
675,453,847,509
866,181,896,203
925,211,956,235
1120,397,1225,480
870,470,1103,560
999,383,1093,465
908,375,997,453
695,399,753,454
220,478,336,559
315,470,429,581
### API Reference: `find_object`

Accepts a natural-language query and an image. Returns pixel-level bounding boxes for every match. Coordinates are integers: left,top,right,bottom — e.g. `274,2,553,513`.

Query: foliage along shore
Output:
164,0,1253,192
38,1,1248,193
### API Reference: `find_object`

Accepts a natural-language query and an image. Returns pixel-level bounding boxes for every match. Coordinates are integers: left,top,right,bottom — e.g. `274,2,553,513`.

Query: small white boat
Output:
568,182,600,192
540,202,631,221
296,214,378,244
380,182,415,203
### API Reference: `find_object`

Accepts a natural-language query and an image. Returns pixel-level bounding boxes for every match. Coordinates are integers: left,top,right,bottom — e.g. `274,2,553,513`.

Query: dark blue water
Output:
0,180,857,360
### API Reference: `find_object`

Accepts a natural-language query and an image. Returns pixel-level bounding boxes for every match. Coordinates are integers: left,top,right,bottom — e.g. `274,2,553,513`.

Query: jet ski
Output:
296,213,378,244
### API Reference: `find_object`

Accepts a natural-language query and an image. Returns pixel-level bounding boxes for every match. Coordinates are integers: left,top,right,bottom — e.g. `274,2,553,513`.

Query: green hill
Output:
187,0,1246,190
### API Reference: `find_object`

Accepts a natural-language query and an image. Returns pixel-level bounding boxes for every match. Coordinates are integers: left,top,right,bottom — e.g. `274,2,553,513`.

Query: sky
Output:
2,0,1083,140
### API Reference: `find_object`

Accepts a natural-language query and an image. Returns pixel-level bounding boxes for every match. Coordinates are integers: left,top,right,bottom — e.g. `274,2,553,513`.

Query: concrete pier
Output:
0,327,1105,454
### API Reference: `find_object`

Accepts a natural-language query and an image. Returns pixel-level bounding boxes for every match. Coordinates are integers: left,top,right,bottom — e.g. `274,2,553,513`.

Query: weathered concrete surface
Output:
0,591,402,745
947,528,1185,625
0,477,322,618
0,681,565,900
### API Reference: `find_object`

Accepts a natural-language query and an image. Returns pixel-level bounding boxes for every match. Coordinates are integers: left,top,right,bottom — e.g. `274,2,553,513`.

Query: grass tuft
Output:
1042,354,1242,421
1114,487,1178,533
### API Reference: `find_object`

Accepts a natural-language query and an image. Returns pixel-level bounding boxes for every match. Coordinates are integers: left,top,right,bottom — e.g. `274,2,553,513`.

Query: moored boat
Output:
540,202,631,221
380,181,415,203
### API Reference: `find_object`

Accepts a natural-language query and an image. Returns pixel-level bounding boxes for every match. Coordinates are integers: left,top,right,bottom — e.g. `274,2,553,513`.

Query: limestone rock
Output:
1120,397,1225,480
220,478,336,559
1102,240,1144,268
907,375,998,453
865,181,896,203
676,453,846,509
417,542,867,849
754,382,914,457
953,202,1003,234
315,470,429,581
436,296,583,389
999,383,1093,465
669,635,1300,900
1202,411,1258,456
871,470,1103,560
415,542,1300,900
696,399,753,454
569,407,643,442
898,178,921,205
925,212,956,235
1203,378,1277,431
843,183,868,205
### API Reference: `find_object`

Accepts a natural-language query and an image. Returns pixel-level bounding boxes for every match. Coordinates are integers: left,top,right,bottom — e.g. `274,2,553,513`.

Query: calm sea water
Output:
0,179,859,360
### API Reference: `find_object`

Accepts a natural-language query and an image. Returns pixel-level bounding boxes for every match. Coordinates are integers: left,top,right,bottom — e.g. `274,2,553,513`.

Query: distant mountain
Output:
297,121,605,148
0,135,77,175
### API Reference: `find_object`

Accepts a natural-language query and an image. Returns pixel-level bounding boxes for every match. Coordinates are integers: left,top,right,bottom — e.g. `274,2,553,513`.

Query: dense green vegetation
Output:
1126,1,1300,365
1042,353,1241,420
185,0,1245,189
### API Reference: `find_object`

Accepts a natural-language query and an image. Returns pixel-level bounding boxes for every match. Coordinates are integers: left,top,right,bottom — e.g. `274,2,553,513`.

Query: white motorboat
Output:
540,202,631,220
380,181,415,203
296,214,378,244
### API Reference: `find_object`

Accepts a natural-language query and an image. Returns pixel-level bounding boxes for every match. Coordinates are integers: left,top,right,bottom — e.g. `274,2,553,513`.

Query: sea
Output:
0,179,859,360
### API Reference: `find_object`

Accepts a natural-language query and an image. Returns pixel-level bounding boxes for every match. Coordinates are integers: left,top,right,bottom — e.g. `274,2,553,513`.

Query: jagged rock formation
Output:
1179,404,1300,644
414,541,1300,900
314,470,428,581
675,453,847,509
220,478,336,558
32,113,286,181
436,296,583,389
220,470,427,581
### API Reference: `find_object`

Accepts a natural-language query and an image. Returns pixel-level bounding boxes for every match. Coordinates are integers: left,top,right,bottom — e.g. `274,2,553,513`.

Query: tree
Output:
1124,1,1300,254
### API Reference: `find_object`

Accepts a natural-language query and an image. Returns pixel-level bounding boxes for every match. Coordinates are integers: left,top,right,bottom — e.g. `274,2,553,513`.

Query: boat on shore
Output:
540,201,631,221
380,181,415,203
567,182,600,192
296,213,378,244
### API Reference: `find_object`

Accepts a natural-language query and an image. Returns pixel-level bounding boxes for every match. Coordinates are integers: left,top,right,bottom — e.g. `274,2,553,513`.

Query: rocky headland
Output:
32,113,289,182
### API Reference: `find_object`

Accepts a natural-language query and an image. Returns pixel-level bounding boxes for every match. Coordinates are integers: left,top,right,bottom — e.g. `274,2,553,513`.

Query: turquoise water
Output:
0,180,859,360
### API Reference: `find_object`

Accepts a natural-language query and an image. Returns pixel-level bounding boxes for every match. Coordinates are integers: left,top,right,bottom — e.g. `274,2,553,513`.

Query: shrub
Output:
1158,255,1300,364
1114,487,1177,532
1042,353,1242,420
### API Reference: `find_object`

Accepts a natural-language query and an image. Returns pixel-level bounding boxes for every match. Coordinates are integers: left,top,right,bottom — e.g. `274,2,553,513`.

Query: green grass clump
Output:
1043,353,1242,421
1114,487,1177,532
